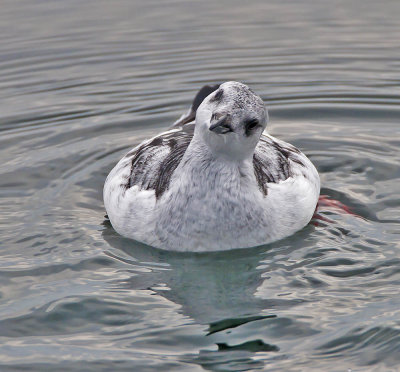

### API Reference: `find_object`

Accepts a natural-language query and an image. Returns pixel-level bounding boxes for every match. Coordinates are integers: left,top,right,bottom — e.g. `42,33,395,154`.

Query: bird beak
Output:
209,115,233,134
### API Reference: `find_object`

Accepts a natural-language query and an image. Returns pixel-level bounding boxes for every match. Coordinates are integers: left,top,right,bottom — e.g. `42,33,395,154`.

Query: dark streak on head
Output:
244,119,260,137
210,89,224,103
192,84,220,111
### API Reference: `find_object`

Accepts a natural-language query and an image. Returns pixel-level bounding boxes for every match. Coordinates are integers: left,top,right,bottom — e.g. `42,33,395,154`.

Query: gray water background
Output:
1,0,400,371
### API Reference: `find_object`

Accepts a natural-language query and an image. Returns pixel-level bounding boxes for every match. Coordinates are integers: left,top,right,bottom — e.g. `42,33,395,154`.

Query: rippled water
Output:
1,0,400,371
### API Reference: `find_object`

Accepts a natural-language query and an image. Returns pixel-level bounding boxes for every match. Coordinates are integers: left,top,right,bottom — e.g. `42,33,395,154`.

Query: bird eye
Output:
246,119,259,131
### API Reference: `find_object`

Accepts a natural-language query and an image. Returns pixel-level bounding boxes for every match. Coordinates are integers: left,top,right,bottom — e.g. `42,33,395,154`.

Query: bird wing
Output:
122,124,194,199
254,134,309,195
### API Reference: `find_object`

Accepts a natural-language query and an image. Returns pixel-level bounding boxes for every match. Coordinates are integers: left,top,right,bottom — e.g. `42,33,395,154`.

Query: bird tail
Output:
171,84,220,128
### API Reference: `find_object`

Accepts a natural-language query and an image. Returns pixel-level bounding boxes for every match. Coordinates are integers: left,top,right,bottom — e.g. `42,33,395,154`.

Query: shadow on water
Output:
101,218,289,368
100,218,325,370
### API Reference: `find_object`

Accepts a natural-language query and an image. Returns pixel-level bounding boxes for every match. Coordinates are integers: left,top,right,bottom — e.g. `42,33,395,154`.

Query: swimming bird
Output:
104,82,320,252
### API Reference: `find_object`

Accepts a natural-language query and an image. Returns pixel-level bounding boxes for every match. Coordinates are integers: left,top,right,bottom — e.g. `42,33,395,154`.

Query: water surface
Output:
1,0,400,371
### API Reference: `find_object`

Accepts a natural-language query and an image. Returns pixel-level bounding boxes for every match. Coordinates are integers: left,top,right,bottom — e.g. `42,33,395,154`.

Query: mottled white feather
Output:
104,82,320,251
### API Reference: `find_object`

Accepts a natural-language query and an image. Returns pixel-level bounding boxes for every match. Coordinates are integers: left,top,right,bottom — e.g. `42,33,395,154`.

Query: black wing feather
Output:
126,126,193,199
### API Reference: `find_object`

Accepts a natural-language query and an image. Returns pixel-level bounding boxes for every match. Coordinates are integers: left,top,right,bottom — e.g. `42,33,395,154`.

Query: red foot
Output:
317,195,353,214
312,195,359,226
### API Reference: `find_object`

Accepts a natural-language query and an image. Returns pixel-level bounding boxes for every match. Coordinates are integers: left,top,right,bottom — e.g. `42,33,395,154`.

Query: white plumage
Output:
104,82,320,252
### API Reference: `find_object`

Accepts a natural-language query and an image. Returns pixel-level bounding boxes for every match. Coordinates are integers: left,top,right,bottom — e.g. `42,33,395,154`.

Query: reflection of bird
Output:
104,81,320,251
217,340,278,352
101,221,282,365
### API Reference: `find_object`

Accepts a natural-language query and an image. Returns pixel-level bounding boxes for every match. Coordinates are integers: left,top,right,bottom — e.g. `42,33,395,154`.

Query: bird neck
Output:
188,131,255,164
174,136,256,195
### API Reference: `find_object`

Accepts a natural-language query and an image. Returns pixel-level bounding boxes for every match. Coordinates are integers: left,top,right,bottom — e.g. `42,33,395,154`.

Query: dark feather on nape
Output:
172,84,220,128
210,88,224,103
192,84,220,111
